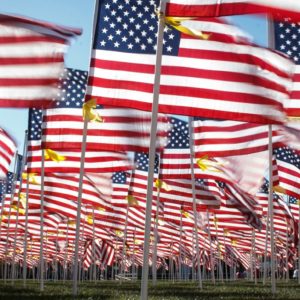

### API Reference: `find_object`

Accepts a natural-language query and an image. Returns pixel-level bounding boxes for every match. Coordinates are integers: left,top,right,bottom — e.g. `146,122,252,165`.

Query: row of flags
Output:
2,0,300,288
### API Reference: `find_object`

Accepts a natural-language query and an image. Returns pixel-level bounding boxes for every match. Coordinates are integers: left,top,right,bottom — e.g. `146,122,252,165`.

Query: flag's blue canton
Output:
28,68,90,141
196,178,205,185
28,108,43,141
16,154,23,181
259,178,269,194
0,180,6,203
95,0,180,55
275,19,300,64
135,152,159,173
52,68,89,108
112,172,127,184
259,177,283,200
0,171,13,201
274,146,300,168
166,117,189,149
289,196,298,204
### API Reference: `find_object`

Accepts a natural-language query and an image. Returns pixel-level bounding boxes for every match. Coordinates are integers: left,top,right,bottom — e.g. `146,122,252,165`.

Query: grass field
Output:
0,280,299,299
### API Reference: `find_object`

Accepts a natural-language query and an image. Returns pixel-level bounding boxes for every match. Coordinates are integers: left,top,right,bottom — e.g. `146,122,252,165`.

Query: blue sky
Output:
0,1,267,156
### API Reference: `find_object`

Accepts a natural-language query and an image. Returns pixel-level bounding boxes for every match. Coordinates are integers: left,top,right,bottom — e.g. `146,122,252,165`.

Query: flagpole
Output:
267,15,277,293
22,173,30,286
36,148,46,291
253,230,257,285
72,115,88,296
285,218,289,282
0,151,18,239
152,188,161,285
206,209,215,284
1,151,19,282
152,162,162,286
179,206,183,281
268,124,276,294
11,135,28,283
91,207,96,282
140,1,166,299
188,117,202,289
263,207,270,285
250,229,254,282
298,202,300,285
63,219,69,283
120,203,129,279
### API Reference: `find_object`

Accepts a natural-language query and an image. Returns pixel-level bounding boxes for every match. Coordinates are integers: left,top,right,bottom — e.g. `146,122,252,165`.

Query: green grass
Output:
0,280,299,299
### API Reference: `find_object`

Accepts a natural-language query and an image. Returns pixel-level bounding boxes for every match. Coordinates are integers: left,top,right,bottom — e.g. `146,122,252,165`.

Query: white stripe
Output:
0,86,60,100
0,63,64,78
0,43,67,57
88,86,285,121
91,67,288,101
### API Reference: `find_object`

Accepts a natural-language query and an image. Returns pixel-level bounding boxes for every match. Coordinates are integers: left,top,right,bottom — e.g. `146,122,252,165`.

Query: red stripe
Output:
92,58,289,93
0,78,61,86
89,77,282,106
0,99,55,108
166,2,300,22
0,35,67,44
86,96,283,124
0,56,64,65
178,47,290,80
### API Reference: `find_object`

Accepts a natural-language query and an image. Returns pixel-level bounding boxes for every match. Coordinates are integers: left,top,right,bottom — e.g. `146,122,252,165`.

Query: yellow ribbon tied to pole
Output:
180,209,191,219
22,172,40,185
82,99,103,123
165,17,210,40
196,155,223,173
86,215,94,225
126,195,139,207
273,185,286,195
155,179,171,191
44,149,66,162
19,193,27,208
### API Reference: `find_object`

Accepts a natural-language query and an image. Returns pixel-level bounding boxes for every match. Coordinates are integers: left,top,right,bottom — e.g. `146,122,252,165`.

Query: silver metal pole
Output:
63,219,69,282
179,207,183,281
2,150,19,283
263,209,270,285
11,135,28,283
268,124,276,294
152,188,161,285
0,151,18,238
188,118,202,289
72,117,88,296
206,210,215,284
120,204,129,279
140,1,166,299
285,219,289,282
39,149,46,291
22,176,30,286
298,203,300,285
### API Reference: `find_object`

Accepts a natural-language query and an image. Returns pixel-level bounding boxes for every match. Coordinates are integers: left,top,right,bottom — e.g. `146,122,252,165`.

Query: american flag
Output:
193,118,283,157
23,173,113,214
160,117,268,198
42,69,171,153
111,172,131,207
0,13,81,108
0,128,16,179
275,19,300,117
0,171,13,202
159,117,193,179
86,1,293,124
26,70,131,174
288,196,300,220
273,146,300,199
165,0,300,21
